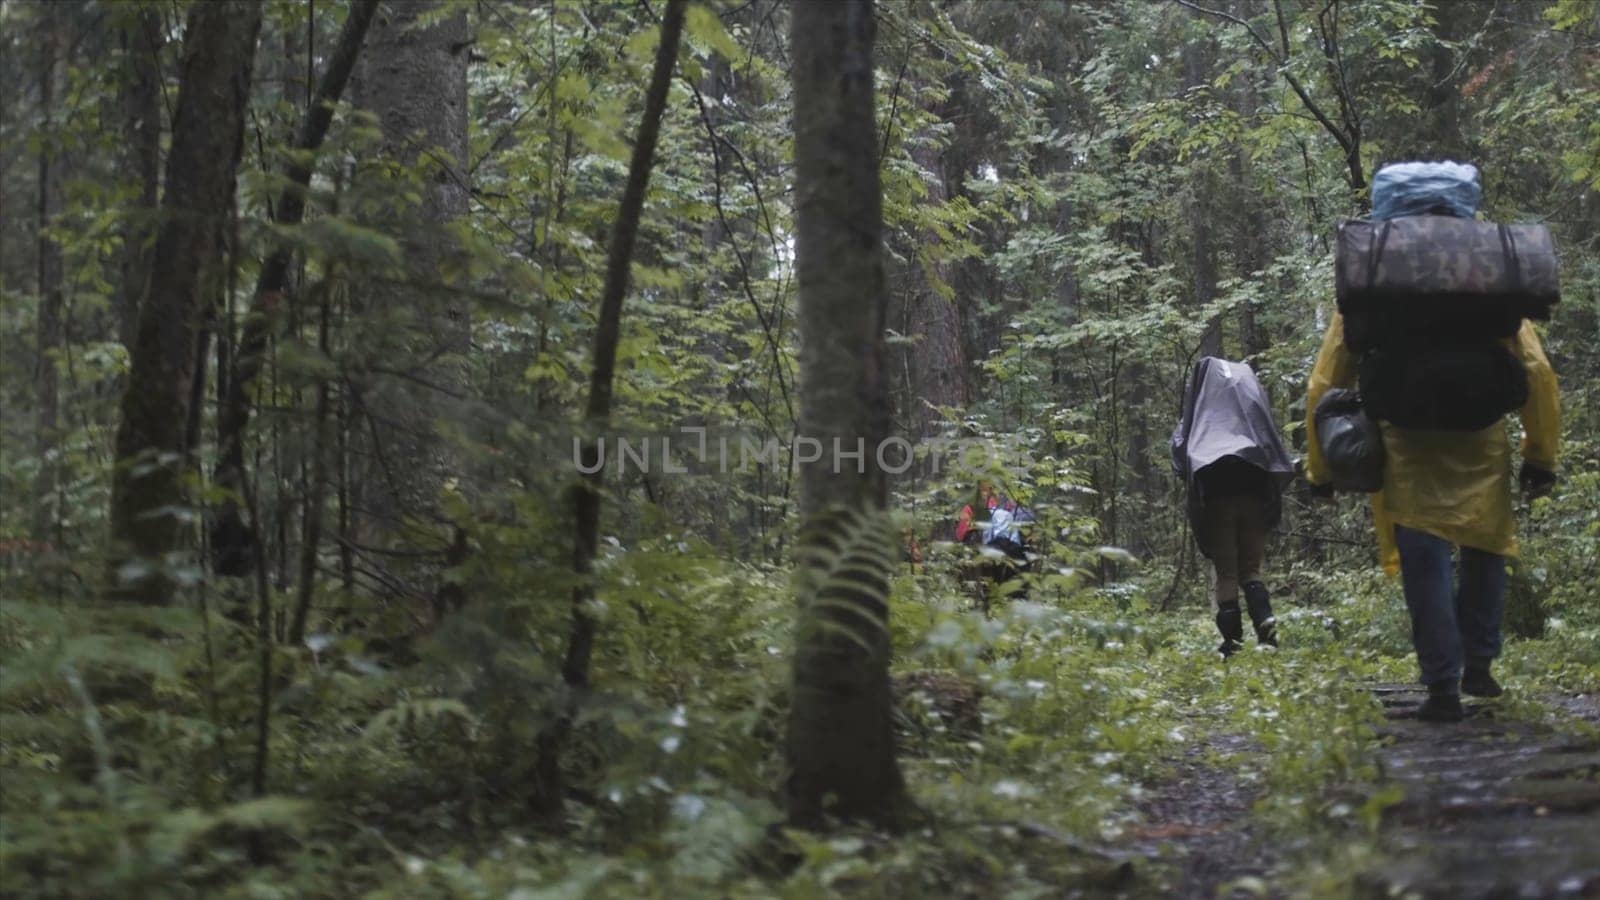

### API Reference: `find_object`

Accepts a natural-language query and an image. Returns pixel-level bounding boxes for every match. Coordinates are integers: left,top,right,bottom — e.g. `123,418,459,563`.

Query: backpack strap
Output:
1497,224,1522,294
1366,219,1394,293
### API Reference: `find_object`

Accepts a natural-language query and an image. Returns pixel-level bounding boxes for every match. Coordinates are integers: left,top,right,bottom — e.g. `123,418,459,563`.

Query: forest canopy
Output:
1,0,1597,896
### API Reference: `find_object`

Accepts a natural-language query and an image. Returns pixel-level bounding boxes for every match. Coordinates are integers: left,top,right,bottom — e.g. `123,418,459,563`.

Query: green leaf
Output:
685,4,742,62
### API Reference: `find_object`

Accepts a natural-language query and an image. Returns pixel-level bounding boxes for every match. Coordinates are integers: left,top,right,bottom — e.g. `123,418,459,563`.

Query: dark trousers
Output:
1393,524,1507,686
1197,494,1266,609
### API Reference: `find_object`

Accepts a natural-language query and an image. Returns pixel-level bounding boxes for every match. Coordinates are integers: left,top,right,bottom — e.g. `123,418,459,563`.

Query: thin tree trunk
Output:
1421,0,1472,159
115,4,164,354
290,281,336,646
337,386,355,596
1223,29,1268,358
212,0,379,576
245,472,275,865
532,0,687,813
1230,147,1267,358
786,0,907,828
32,8,63,545
1182,40,1223,359
107,0,264,605
335,235,356,599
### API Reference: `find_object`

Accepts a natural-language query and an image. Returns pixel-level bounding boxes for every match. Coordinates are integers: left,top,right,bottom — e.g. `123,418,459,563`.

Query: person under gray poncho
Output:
1171,357,1296,656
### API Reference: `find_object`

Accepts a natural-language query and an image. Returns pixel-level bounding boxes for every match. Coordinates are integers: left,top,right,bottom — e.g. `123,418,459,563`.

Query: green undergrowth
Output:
3,531,1596,898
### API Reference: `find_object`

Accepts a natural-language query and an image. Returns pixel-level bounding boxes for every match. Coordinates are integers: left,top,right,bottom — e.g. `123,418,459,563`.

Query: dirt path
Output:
1125,719,1279,898
1125,689,1600,898
1358,685,1600,899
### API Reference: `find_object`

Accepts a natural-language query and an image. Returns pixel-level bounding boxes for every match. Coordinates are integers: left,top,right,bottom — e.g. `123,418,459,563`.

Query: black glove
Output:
1309,481,1335,501
1519,462,1556,500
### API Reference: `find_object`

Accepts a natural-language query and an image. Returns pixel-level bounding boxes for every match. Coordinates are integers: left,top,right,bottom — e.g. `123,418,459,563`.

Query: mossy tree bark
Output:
346,0,471,606
113,2,164,354
896,138,969,440
106,0,263,604
786,0,908,828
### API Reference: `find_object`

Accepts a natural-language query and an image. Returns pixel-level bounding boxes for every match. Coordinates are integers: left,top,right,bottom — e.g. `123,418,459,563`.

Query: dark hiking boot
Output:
1462,658,1503,698
1243,581,1277,648
1216,603,1244,658
1417,680,1464,723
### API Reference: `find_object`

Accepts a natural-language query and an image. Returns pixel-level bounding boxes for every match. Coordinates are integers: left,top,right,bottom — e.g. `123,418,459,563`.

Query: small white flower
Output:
992,780,1025,798
672,794,707,822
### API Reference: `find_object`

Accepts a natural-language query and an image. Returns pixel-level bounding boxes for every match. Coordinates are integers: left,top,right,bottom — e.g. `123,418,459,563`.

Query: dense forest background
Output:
1,0,1597,896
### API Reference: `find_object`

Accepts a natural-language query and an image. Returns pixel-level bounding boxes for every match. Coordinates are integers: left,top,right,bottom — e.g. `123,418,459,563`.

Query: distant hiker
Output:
954,479,1001,546
955,479,1035,608
954,478,1033,562
1171,357,1295,657
1305,161,1561,723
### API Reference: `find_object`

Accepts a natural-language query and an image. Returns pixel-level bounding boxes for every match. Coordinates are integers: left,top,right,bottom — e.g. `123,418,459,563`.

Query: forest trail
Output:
1358,685,1600,899
1127,686,1600,899
1127,723,1279,898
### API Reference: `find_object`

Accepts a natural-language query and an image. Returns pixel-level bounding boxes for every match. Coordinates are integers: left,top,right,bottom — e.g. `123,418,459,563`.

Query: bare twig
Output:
684,76,796,428
1173,0,1358,168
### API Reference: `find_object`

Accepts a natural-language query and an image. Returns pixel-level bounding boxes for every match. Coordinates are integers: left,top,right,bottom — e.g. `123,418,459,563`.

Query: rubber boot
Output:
1417,679,1464,723
1462,656,1503,698
1215,602,1244,658
1244,580,1277,648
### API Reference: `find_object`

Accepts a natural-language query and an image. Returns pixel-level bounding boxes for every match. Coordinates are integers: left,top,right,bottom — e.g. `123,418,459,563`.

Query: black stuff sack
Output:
1314,389,1385,493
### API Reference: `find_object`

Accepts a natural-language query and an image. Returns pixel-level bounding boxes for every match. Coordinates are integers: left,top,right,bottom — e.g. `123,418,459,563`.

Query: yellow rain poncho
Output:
1304,313,1560,575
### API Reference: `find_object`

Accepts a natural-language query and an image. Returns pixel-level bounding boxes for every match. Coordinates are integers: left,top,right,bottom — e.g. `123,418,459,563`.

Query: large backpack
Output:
1335,164,1560,431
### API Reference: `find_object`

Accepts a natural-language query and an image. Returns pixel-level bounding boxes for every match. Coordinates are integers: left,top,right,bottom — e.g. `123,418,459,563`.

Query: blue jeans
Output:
1393,525,1508,687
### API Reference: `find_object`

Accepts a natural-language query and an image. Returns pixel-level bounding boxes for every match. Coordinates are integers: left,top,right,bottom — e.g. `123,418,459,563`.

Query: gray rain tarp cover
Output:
1170,357,1295,528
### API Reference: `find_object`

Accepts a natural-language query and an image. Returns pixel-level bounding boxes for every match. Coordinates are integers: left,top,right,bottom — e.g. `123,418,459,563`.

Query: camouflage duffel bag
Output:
1335,216,1560,354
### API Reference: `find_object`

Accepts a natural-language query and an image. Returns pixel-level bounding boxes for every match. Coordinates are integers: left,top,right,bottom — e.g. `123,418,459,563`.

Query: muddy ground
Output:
1126,687,1600,898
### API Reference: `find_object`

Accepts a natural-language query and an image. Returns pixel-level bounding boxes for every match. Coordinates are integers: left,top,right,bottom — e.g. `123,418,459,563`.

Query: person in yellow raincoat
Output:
1305,312,1559,720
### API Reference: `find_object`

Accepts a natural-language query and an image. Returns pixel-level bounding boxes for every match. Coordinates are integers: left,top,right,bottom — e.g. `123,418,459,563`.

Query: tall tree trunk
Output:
532,0,687,813
1228,68,1268,360
787,0,906,828
114,4,163,354
1421,0,1477,160
1124,223,1160,552
347,0,471,591
106,1,263,605
32,6,63,545
290,281,336,646
1182,39,1223,359
210,0,379,576
902,139,969,438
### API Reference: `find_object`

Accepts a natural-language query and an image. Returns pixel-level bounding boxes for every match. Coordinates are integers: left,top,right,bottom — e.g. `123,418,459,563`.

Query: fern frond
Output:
793,506,896,655
364,698,477,740
0,634,181,703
